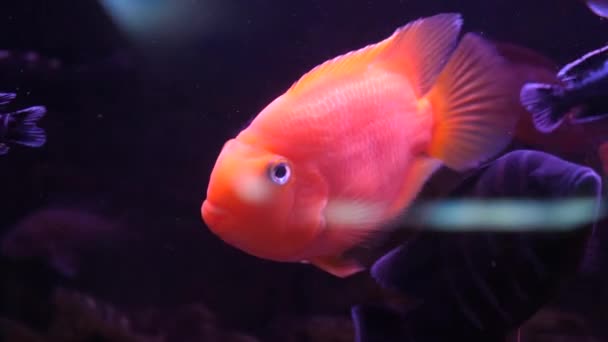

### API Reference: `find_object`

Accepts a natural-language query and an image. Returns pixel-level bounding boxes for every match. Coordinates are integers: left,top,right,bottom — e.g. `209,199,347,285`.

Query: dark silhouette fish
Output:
0,206,126,278
351,150,602,341
0,92,46,155
583,0,608,18
520,43,608,133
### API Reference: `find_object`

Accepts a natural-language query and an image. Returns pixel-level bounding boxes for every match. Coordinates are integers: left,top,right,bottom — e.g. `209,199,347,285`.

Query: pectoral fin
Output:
309,255,366,278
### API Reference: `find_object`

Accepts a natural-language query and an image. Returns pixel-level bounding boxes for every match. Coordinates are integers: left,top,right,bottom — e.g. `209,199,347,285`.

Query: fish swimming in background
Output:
0,207,123,278
520,43,608,133
583,0,608,18
352,150,602,341
0,92,46,155
202,13,523,278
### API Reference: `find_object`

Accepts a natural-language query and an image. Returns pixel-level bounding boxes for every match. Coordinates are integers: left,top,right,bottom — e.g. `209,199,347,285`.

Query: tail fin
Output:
585,0,608,18
7,105,47,148
519,82,565,133
426,33,520,172
0,93,16,106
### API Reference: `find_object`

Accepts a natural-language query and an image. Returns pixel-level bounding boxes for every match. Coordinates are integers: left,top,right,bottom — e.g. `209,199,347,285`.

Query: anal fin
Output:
310,255,366,278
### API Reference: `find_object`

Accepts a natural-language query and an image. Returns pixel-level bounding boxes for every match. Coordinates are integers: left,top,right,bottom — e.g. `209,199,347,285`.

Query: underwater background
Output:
0,0,607,341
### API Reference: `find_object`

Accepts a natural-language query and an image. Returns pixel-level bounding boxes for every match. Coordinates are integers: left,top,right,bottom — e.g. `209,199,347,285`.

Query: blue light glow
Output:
98,0,233,43
407,197,602,232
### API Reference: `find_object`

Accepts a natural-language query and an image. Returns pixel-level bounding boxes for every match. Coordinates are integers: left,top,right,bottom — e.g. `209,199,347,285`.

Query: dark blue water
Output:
0,1,607,341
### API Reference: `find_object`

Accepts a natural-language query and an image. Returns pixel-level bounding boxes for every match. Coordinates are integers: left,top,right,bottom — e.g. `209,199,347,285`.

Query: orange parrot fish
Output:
201,13,523,278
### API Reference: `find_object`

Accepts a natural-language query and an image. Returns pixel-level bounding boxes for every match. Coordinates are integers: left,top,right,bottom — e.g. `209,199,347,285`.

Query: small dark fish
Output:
520,43,608,133
583,0,608,18
0,93,46,155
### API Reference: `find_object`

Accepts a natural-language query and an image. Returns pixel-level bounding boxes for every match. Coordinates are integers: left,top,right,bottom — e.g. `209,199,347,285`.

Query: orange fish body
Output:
202,13,521,278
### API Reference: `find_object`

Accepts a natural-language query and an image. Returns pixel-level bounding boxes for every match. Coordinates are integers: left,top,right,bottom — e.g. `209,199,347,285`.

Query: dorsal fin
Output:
558,43,608,83
379,13,463,98
286,13,463,98
286,36,393,96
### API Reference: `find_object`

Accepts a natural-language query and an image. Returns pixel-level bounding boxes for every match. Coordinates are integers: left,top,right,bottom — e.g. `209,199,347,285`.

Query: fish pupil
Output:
274,165,286,178
269,162,290,185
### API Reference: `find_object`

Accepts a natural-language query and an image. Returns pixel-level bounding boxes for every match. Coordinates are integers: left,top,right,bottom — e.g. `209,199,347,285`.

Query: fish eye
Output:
268,161,291,185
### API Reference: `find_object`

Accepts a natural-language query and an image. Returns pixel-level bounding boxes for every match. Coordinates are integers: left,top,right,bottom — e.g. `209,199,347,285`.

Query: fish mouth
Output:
201,200,229,233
